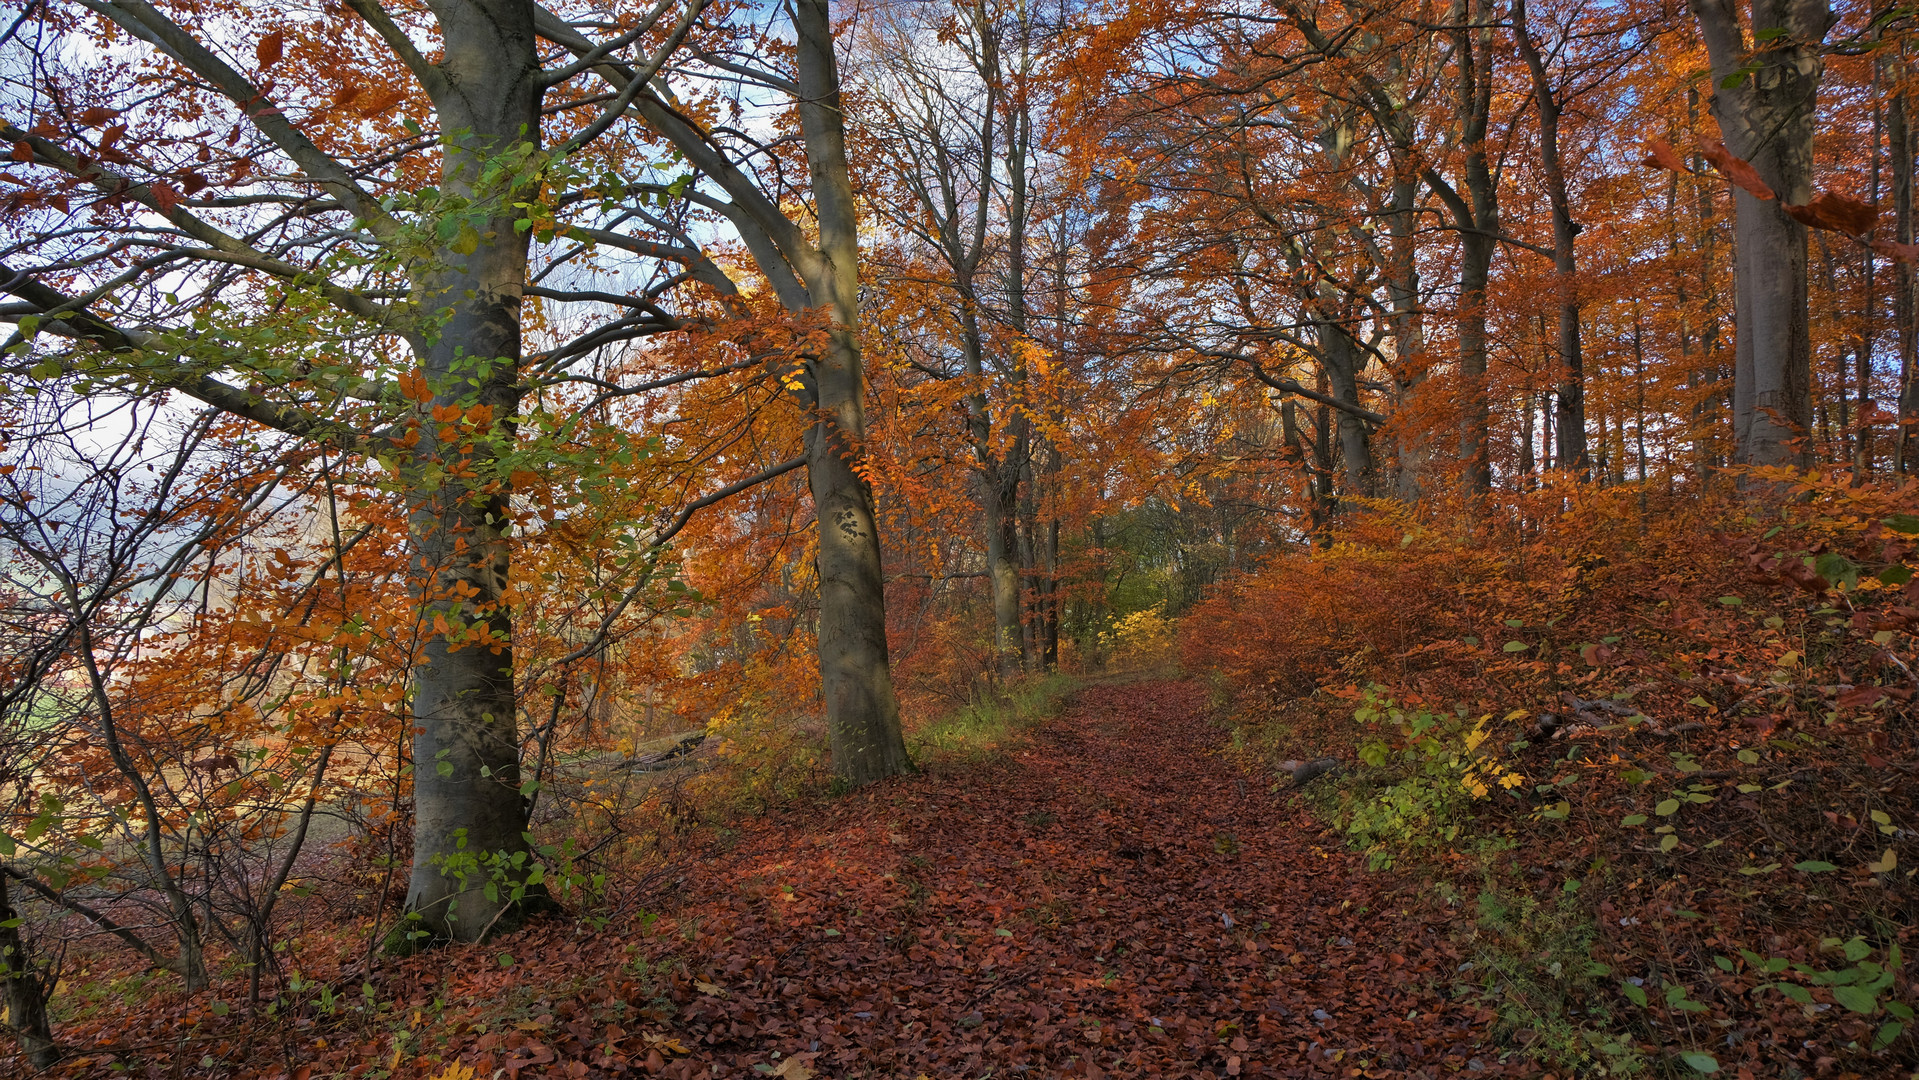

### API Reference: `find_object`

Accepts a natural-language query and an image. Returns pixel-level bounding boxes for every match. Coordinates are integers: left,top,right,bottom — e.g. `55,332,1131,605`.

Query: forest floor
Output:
39,679,1527,1079
407,678,1515,1080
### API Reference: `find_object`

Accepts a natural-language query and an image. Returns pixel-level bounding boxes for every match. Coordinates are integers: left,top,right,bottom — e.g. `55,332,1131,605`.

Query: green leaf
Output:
1793,860,1837,873
1736,749,1759,764
1656,798,1681,816
1621,814,1648,826
209,1001,229,1016
1844,937,1871,962
1882,564,1916,586
1621,981,1648,1007
1777,983,1812,1004
1718,596,1744,607
1714,955,1735,972
1884,514,1919,535
1873,1020,1903,1050
451,222,481,256
1504,618,1525,628
1833,984,1878,1014
497,953,514,968
1502,641,1529,653
1679,1051,1720,1074
1815,552,1859,588
1660,834,1680,852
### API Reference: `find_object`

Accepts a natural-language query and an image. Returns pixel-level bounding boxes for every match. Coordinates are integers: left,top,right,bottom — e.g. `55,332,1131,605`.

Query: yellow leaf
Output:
694,980,727,997
1867,849,1897,874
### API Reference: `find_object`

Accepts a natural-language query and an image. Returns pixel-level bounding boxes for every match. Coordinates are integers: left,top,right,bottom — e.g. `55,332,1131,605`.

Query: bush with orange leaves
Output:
1185,476,1919,1075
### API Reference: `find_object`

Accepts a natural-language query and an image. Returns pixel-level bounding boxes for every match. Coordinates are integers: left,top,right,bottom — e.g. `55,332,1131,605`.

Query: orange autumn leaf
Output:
1783,192,1876,236
1639,137,1686,173
1696,139,1775,201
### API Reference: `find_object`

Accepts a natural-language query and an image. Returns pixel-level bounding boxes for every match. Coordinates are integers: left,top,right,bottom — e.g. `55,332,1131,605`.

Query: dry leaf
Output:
1640,137,1685,172
1697,139,1775,200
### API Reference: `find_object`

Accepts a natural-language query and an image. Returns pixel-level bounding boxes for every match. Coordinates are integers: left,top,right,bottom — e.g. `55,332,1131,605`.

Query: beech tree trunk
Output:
401,0,546,945
793,0,913,785
0,875,57,1070
1893,82,1916,474
1514,0,1588,478
1689,0,1832,470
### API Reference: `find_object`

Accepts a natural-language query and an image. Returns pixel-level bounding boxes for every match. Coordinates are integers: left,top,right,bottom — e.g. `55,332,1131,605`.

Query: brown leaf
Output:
1836,685,1887,708
1871,239,1919,262
9,141,30,163
1697,140,1775,201
78,106,118,126
1784,192,1877,236
357,88,407,118
257,30,285,71
1640,138,1685,173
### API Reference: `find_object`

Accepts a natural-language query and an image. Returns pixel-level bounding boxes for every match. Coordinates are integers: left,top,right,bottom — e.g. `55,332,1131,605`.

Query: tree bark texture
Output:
0,875,58,1070
793,0,913,785
401,0,546,944
1513,0,1589,478
1689,0,1832,470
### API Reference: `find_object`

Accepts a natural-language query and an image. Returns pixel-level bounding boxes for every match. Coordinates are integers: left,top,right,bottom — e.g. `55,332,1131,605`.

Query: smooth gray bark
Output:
793,0,913,785
1689,0,1833,469
399,0,547,945
535,0,911,786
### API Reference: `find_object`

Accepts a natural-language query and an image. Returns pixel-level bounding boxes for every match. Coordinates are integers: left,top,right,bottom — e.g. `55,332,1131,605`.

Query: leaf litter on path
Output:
636,680,1507,1078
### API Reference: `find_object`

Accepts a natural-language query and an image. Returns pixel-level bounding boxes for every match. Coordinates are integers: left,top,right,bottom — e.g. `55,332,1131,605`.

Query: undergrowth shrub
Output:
1187,475,1919,1077
1106,604,1178,672
1336,690,1525,869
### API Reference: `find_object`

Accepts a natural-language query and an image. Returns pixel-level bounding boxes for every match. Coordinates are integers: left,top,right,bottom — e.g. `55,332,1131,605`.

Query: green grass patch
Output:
909,673,1077,765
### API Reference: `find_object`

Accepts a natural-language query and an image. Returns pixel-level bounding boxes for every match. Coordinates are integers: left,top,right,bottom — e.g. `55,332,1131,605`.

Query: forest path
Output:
657,678,1509,1079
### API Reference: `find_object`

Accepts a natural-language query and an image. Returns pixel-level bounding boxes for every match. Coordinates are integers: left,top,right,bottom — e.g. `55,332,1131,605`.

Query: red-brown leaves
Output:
256,30,286,72
1696,139,1776,200
1784,191,1877,236
1871,238,1919,262
1639,137,1685,173
1642,136,1917,261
